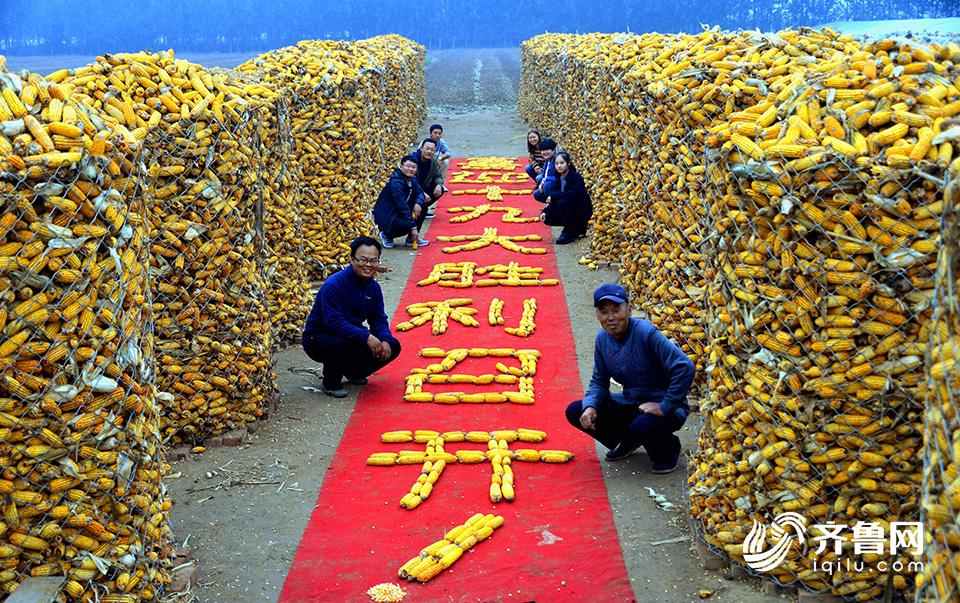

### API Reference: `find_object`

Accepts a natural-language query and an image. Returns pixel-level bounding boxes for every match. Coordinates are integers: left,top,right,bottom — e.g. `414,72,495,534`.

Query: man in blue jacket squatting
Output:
302,236,402,398
566,283,694,473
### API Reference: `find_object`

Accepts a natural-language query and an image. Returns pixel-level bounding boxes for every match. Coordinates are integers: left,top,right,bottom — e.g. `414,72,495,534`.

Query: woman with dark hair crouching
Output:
533,151,593,245
524,129,544,181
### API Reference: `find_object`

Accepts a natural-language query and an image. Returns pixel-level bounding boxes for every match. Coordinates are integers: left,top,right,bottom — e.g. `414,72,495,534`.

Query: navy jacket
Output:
373,168,426,234
583,318,695,415
302,266,392,344
536,167,593,229
412,149,444,193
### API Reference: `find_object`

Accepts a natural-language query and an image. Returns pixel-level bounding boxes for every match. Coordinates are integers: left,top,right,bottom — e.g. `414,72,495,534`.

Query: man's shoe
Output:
651,458,680,474
321,385,348,398
605,443,640,462
405,235,430,247
379,232,395,249
555,230,577,245
346,376,368,385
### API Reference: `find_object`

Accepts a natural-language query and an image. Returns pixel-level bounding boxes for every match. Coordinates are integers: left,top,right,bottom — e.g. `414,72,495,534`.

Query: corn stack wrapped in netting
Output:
62,52,276,444
521,30,878,396
519,34,628,265
919,164,960,600
0,69,171,599
626,29,876,401
253,93,310,349
357,35,427,167
689,39,960,599
238,36,425,279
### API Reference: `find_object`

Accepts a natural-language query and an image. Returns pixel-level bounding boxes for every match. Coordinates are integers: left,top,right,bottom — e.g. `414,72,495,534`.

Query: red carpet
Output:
278,158,633,602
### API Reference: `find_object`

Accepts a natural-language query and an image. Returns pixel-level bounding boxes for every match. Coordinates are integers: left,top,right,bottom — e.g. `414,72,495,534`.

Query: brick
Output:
220,430,247,447
206,436,224,448
170,447,191,462
169,562,199,593
761,580,779,596
797,591,843,603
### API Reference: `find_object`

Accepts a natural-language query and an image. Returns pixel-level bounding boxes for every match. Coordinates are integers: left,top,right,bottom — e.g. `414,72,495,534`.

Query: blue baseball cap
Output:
593,283,628,307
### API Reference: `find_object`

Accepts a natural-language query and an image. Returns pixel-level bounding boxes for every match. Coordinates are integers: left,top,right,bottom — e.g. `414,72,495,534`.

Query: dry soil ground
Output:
9,48,787,603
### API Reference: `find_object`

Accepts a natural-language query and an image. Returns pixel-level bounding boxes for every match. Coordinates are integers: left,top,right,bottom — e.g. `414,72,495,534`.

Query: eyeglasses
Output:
353,256,381,266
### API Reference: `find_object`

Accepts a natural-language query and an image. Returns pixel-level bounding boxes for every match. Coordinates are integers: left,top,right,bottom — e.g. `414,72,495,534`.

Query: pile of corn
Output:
252,93,311,348
238,36,425,279
691,36,959,598
518,34,627,265
522,30,889,391
61,52,277,444
919,166,960,600
0,68,171,599
521,29,960,598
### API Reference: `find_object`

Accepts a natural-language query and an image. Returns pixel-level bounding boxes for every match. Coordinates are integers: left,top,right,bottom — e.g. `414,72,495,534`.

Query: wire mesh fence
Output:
0,67,171,600
0,33,426,599
520,28,960,600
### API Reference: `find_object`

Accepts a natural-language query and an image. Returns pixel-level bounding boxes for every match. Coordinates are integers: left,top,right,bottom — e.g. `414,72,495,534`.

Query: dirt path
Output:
166,47,785,602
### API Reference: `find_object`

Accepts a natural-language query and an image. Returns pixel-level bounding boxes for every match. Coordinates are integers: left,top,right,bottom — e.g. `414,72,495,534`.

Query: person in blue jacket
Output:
532,138,557,189
302,236,402,397
373,155,429,249
534,151,593,244
565,283,695,472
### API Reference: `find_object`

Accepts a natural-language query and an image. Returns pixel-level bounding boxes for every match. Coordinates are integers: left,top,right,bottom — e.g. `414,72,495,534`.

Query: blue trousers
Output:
565,393,686,464
525,163,539,181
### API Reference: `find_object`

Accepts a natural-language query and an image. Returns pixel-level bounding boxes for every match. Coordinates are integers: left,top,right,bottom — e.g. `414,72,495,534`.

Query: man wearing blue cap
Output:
565,283,695,472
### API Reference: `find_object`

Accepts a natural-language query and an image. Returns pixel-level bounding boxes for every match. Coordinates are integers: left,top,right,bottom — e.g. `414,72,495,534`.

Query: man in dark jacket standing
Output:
302,236,402,397
373,155,430,249
412,139,446,219
565,284,694,472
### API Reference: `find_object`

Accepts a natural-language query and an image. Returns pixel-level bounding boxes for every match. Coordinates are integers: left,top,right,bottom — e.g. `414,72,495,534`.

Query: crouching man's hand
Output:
638,402,663,416
367,334,385,359
580,407,598,431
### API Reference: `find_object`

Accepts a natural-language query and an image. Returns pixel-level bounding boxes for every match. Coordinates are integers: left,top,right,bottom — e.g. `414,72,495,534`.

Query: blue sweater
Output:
534,158,556,191
303,266,391,344
583,318,695,415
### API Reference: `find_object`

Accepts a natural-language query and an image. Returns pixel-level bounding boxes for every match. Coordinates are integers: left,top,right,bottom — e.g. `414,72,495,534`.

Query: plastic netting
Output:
918,169,960,600
520,29,960,600
238,36,426,280
0,69,170,600
64,53,277,446
251,93,311,349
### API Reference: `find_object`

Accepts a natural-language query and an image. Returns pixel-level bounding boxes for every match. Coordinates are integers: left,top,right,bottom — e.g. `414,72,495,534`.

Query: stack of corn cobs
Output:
60,52,277,446
522,29,960,599
238,35,425,280
0,67,172,600
918,170,960,600
0,33,424,600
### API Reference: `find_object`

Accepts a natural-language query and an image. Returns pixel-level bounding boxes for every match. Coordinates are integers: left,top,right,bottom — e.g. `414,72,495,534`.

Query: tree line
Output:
0,0,955,55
